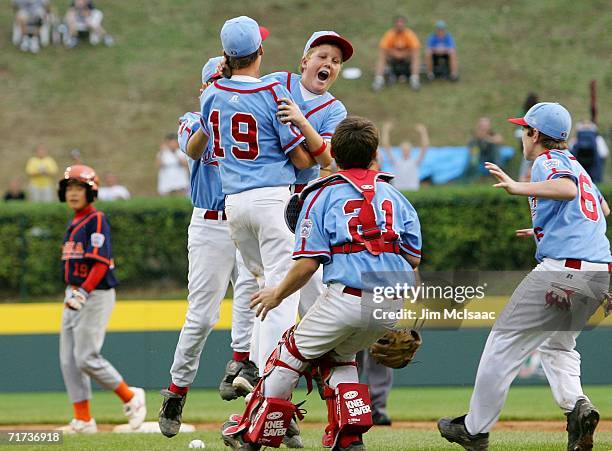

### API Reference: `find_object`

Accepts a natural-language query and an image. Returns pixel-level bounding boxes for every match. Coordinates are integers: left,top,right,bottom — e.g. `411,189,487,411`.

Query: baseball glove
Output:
284,193,303,234
370,328,422,369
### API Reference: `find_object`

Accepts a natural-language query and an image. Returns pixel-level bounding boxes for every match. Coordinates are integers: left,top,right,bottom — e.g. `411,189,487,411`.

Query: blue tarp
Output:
378,146,516,184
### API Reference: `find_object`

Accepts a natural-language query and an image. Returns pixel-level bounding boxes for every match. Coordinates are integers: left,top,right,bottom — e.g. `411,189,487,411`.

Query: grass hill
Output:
1,0,610,196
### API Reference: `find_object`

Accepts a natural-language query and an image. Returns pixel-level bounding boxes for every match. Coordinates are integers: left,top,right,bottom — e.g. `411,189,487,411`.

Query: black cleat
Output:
334,441,366,451
221,418,261,450
438,415,489,451
158,389,186,438
372,410,392,426
283,417,304,448
567,399,599,451
232,360,260,397
219,360,244,401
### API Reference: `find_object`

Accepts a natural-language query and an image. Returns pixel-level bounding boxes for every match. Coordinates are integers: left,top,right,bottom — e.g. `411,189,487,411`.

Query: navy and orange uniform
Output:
61,204,117,290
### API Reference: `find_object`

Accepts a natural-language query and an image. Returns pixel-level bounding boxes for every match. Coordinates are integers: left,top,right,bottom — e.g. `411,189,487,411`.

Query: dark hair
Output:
332,116,379,169
222,49,260,78
523,92,539,114
525,126,568,150
394,15,407,23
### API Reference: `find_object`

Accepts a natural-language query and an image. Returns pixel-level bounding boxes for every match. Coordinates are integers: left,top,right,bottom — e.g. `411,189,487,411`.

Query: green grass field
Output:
3,386,612,449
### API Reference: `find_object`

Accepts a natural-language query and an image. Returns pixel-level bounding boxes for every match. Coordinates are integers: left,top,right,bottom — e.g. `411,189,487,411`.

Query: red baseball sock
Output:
169,383,189,396
73,400,92,422
114,380,134,403
233,351,249,362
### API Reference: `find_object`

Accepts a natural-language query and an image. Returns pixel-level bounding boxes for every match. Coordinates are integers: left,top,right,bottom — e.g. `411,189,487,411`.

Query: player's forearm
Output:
186,129,208,160
513,178,577,200
273,258,320,301
297,120,332,168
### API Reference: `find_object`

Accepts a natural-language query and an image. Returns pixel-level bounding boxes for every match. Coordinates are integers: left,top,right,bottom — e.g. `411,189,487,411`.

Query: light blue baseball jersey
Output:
529,149,611,263
262,72,347,184
177,111,225,211
199,77,306,195
293,176,422,289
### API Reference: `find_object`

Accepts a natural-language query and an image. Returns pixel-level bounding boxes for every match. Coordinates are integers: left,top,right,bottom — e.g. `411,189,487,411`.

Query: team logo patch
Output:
266,412,283,420
91,233,105,248
343,390,359,400
299,219,313,239
542,159,560,170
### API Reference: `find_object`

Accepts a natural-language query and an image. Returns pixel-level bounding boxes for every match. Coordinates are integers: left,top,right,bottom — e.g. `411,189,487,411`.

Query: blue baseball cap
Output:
201,56,224,84
221,16,268,58
436,20,447,29
303,31,353,62
508,102,572,140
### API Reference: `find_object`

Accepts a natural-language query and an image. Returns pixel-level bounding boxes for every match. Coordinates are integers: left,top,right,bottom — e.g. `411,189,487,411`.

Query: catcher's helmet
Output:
58,164,99,203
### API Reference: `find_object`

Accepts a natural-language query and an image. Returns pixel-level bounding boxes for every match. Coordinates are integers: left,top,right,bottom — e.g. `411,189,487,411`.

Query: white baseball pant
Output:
465,258,610,434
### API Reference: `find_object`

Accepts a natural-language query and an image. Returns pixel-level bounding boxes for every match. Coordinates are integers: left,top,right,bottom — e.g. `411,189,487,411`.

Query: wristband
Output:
310,140,327,157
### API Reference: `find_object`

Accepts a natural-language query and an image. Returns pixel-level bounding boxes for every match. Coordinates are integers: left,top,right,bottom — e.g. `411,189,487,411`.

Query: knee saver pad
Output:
335,383,373,434
243,397,296,448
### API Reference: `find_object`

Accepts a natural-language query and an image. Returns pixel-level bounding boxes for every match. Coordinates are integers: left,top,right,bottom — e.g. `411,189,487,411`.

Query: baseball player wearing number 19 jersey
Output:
439,103,612,451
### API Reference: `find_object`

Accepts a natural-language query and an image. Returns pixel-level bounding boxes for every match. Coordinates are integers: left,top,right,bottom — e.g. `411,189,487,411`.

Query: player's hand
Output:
65,287,89,311
485,162,521,195
515,228,534,238
276,98,307,128
250,287,283,321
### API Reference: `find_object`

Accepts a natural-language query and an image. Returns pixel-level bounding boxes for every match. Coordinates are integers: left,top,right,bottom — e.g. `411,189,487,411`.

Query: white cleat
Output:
56,418,97,434
123,387,147,429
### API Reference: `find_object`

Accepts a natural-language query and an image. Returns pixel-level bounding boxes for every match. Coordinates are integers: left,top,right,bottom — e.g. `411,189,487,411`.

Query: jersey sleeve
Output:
531,153,576,183
398,199,422,258
426,33,436,49
379,30,394,49
198,91,212,137
178,112,202,154
446,33,456,49
84,213,113,266
320,101,347,139
292,189,331,263
272,85,306,154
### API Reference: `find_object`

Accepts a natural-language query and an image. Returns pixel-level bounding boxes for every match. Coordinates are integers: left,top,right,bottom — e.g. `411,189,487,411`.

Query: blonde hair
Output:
299,45,344,73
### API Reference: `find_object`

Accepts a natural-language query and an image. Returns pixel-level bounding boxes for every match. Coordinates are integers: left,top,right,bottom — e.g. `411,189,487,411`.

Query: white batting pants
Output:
298,266,324,318
225,186,300,376
465,258,610,434
170,208,257,387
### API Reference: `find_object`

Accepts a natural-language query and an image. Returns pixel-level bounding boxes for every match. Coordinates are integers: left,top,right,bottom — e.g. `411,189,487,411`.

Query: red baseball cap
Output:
303,31,353,62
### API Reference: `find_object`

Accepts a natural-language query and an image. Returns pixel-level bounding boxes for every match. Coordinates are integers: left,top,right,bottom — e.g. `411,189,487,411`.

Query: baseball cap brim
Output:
309,34,354,62
508,117,528,126
259,26,269,42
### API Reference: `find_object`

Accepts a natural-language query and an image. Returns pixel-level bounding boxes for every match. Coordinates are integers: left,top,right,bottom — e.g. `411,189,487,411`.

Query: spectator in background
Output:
98,173,130,201
426,20,459,81
69,148,83,166
4,178,26,201
570,120,609,183
516,93,539,181
156,133,189,196
372,16,421,92
465,117,503,182
378,121,429,191
25,144,58,202
64,0,113,48
12,0,50,53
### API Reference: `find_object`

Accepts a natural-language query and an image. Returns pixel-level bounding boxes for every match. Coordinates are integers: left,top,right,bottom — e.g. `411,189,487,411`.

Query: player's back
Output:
200,78,305,195
531,149,611,263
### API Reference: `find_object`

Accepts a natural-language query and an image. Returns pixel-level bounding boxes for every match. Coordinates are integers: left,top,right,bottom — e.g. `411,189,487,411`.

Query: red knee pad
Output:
335,383,373,434
243,397,296,448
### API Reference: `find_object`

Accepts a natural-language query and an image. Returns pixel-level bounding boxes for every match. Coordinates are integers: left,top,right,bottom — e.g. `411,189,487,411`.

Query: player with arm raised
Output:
438,103,612,451
158,57,260,439
198,16,331,384
221,116,422,451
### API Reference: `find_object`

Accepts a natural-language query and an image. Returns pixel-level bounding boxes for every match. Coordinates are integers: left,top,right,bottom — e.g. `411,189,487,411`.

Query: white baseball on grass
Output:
188,439,205,448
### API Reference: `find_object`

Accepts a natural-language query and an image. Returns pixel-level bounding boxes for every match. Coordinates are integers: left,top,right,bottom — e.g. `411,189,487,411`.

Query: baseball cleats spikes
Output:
158,389,186,438
123,387,147,429
567,399,600,451
438,415,489,451
221,418,261,450
283,418,304,448
232,360,260,397
219,360,245,401
56,418,97,433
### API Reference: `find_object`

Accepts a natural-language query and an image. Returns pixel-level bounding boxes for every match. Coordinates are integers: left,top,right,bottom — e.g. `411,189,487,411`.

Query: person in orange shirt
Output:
373,16,421,91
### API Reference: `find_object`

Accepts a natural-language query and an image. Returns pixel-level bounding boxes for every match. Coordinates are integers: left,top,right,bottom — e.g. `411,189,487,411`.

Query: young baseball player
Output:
158,57,260,438
57,165,146,433
221,116,422,451
262,30,352,316
438,103,611,451
197,16,332,382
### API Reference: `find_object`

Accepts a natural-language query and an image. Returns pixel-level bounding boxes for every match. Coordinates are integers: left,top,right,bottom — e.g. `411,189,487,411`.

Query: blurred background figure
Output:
12,0,52,53
69,148,83,166
98,172,131,201
379,121,429,191
516,93,539,181
465,117,503,182
25,144,58,202
570,120,609,183
156,133,189,197
63,0,113,48
372,15,421,92
4,178,26,201
425,20,459,81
